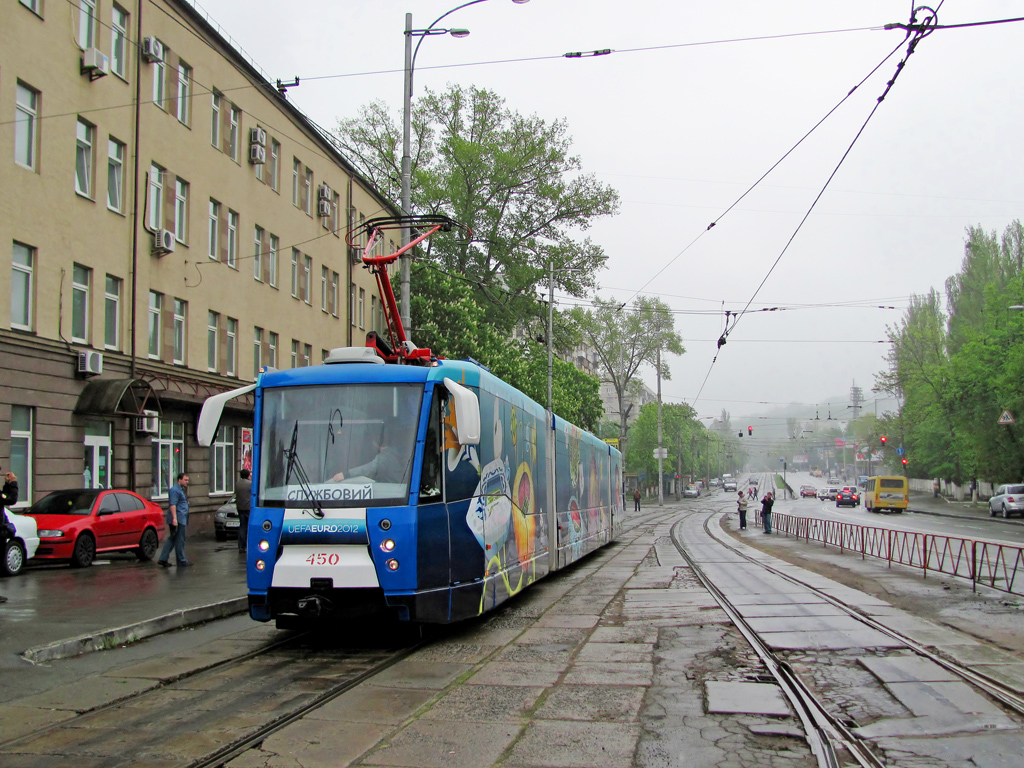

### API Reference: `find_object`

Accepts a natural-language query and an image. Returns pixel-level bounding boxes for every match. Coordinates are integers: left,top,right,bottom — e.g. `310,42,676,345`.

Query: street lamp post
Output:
400,0,530,331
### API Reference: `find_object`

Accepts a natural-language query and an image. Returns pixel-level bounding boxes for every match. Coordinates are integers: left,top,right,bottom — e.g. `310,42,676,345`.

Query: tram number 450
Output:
305,552,340,566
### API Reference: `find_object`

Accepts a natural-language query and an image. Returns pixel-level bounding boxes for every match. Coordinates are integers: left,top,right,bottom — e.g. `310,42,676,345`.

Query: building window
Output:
290,249,299,298
107,138,125,212
290,339,299,369
111,6,128,79
227,210,238,268
104,275,121,349
78,0,97,49
75,119,94,198
173,179,189,243
11,242,34,331
303,168,313,215
358,288,365,329
253,226,263,281
148,291,162,358
228,105,241,161
268,331,278,369
205,312,218,371
321,266,329,312
371,295,378,333
269,139,280,191
208,199,220,260
253,327,263,379
292,159,300,206
10,406,33,507
303,344,312,368
147,164,164,232
172,298,186,364
226,317,237,376
19,0,42,14
303,255,312,304
211,91,221,147
176,63,191,125
331,271,339,317
268,235,279,288
152,421,184,498
349,284,355,326
71,263,91,343
15,83,39,171
152,46,166,109
210,426,236,494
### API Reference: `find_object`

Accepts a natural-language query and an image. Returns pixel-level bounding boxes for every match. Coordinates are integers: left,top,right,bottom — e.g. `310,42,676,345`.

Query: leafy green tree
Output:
624,402,701,497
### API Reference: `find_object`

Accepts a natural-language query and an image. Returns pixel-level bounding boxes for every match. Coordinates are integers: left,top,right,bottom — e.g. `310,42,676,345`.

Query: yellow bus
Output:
864,476,909,513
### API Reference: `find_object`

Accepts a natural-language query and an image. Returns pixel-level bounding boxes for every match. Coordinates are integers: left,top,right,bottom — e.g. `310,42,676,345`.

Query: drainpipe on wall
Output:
127,1,144,491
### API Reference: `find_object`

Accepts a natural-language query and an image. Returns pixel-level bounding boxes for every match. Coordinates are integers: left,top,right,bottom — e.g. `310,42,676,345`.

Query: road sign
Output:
653,447,668,459
896,446,905,455
603,438,619,446
998,410,1015,425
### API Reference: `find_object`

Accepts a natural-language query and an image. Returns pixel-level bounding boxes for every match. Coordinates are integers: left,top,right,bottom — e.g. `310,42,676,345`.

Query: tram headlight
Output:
255,559,266,571
380,539,396,553
385,558,399,571
262,520,272,532
258,539,270,552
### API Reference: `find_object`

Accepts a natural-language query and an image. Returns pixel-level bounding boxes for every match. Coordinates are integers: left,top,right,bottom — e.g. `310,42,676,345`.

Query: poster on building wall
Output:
241,428,253,472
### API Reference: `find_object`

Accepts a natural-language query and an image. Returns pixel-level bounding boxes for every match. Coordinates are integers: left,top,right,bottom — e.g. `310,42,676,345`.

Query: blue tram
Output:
199,349,622,624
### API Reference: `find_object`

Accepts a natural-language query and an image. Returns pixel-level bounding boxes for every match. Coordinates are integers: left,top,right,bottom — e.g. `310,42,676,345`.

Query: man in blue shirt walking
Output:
158,473,191,567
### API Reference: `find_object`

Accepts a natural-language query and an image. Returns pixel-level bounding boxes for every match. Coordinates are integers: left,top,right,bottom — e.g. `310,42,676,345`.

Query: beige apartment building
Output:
1,0,397,524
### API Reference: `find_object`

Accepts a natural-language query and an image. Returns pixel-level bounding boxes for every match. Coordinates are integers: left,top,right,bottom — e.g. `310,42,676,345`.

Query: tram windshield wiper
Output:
282,419,325,520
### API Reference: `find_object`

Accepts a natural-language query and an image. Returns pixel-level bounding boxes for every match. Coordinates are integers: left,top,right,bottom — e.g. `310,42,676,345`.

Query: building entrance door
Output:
84,422,112,489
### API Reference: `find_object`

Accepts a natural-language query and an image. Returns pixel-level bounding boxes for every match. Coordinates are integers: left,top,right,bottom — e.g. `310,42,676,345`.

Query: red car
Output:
799,485,817,498
25,489,164,568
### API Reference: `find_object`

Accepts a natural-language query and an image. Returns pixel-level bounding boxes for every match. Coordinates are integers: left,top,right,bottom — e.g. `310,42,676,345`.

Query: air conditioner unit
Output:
152,229,176,256
249,126,267,146
317,199,332,218
81,48,110,80
248,143,266,165
142,37,164,63
77,350,103,375
136,410,159,434
318,184,331,201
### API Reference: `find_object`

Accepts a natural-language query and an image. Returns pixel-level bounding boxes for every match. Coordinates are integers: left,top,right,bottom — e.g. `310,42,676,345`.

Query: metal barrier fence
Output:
755,511,1024,596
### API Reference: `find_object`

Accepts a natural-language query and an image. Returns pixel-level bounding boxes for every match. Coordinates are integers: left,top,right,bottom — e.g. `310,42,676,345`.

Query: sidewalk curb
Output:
21,597,248,665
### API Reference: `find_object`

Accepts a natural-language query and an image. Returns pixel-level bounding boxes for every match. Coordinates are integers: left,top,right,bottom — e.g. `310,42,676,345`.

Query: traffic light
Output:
748,426,753,436
880,436,887,445
901,458,908,466
738,431,743,437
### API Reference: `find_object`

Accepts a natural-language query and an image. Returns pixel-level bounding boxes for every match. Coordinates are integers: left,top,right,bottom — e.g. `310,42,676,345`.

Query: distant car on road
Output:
800,485,817,498
989,484,1024,519
214,497,241,540
2,509,39,577
24,489,163,568
683,485,700,499
826,487,840,501
723,480,737,492
836,488,860,507
817,488,829,501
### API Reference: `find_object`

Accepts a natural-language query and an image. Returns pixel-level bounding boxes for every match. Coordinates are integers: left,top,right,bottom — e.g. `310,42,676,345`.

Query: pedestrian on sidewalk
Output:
736,491,748,530
158,473,191,567
761,491,774,534
236,469,251,553
633,487,641,511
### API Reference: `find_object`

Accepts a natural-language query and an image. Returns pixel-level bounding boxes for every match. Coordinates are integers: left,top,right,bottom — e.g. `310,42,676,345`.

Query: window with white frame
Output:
290,339,298,368
111,6,128,79
211,91,221,147
107,138,125,212
226,317,237,376
207,311,218,371
253,226,263,281
227,210,238,268
371,295,378,333
172,298,186,364
290,249,299,298
303,344,312,368
303,168,313,215
358,288,365,329
253,327,263,379
208,199,220,260
268,235,279,287
152,45,166,109
268,331,278,369
176,63,191,125
228,105,240,161
11,242,34,331
349,284,355,325
19,0,42,14
269,139,280,191
75,119,94,198
15,83,39,171
321,266,329,312
104,275,121,349
78,0,97,49
174,178,189,243
71,263,91,343
152,420,184,498
210,426,236,494
292,158,300,206
147,164,164,232
10,405,33,507
303,255,312,304
331,271,339,318
148,291,162,358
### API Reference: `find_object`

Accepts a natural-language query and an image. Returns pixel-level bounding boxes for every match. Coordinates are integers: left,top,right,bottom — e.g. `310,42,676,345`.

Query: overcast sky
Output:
192,0,1024,423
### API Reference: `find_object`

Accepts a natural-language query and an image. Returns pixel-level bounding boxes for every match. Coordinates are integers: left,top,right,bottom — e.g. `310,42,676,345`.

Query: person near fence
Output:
760,491,774,534
736,491,748,530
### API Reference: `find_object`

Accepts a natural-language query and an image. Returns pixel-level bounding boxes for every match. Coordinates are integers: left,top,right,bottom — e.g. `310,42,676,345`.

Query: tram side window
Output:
419,388,444,503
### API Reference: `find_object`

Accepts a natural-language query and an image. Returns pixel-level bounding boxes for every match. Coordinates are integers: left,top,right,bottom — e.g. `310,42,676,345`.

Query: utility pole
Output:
656,346,664,507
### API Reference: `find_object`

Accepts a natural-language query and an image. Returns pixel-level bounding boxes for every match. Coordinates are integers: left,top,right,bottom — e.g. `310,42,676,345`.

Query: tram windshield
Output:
259,383,422,508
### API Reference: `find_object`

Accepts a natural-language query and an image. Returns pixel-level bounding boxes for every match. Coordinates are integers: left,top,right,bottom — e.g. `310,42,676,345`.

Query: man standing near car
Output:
236,469,251,553
761,491,774,534
158,473,191,567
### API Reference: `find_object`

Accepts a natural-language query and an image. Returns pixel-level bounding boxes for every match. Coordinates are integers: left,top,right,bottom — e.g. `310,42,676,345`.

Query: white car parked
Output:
3,508,39,577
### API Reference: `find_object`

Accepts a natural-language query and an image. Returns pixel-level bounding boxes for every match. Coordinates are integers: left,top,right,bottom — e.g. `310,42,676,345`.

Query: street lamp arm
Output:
411,0,489,71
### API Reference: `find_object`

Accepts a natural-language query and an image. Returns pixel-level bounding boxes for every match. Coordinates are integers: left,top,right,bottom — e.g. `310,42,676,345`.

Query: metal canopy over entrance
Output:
74,378,159,418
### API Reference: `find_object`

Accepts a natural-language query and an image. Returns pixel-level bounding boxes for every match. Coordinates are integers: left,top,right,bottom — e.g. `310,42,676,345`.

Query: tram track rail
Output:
669,506,1024,768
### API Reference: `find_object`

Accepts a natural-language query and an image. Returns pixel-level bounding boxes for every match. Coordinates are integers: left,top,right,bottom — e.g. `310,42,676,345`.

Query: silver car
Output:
989,484,1024,519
